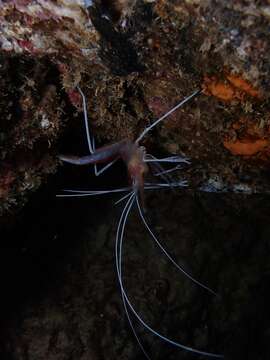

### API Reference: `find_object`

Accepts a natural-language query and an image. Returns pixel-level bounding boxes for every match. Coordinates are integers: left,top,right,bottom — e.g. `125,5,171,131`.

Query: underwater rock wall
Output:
0,0,100,215
1,0,270,216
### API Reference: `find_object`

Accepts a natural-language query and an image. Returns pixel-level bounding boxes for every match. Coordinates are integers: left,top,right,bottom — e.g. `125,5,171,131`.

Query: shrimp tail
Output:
58,154,99,165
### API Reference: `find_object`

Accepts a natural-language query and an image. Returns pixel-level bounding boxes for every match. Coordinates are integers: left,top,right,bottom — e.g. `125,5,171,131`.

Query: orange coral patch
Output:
203,78,235,101
224,139,268,156
202,77,235,101
226,75,260,98
203,74,261,101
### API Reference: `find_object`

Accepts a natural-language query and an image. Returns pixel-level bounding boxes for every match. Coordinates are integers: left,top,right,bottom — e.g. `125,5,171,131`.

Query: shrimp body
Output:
59,140,127,165
60,140,148,200
121,142,148,205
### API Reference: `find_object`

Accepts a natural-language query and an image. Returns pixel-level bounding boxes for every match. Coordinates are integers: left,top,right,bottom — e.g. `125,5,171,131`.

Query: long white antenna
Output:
136,89,201,143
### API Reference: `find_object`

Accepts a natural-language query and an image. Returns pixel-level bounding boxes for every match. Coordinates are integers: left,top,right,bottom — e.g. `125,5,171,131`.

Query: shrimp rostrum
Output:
58,87,224,359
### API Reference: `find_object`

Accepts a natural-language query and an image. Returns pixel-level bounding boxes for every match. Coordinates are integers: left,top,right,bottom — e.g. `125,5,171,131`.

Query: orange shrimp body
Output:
121,142,148,205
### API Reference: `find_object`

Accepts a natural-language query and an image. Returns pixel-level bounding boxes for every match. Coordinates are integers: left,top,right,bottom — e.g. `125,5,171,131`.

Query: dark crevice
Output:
88,4,144,75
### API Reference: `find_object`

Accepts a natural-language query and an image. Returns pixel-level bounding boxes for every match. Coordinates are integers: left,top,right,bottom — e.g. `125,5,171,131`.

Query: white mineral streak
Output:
37,0,87,29
199,177,256,194
0,0,98,55
40,114,51,130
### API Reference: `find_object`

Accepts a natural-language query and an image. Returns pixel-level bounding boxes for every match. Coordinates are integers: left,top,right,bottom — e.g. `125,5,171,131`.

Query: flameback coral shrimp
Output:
58,86,224,359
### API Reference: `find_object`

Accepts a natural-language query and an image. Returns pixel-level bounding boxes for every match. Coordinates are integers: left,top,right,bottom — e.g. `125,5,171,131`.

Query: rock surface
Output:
1,0,270,210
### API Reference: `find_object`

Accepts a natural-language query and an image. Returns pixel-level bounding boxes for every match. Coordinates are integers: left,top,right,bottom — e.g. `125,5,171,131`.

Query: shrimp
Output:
58,87,223,359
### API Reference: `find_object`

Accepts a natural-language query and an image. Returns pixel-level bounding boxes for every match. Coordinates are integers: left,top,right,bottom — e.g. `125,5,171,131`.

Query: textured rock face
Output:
1,0,270,215
0,0,99,215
